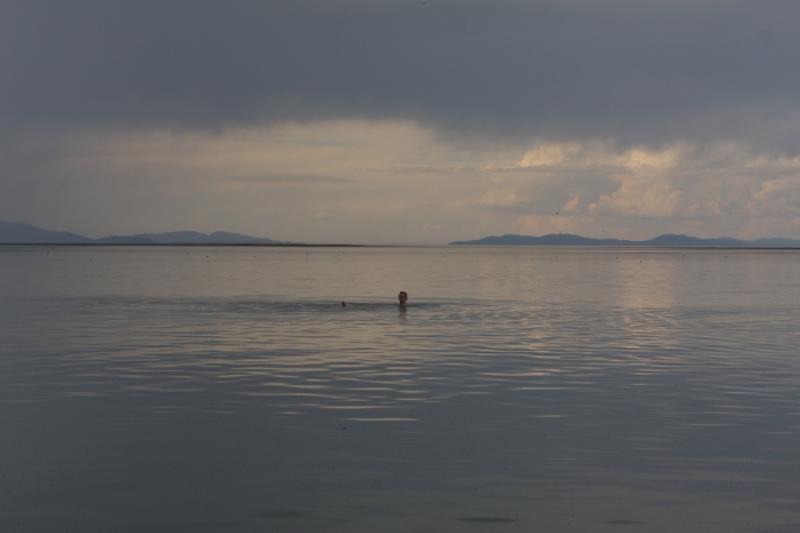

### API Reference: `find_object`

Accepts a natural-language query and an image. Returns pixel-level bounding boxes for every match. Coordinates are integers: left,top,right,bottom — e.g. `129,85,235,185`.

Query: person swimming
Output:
398,291,408,306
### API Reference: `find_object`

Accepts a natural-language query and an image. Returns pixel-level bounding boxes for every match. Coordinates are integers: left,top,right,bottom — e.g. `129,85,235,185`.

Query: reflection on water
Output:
617,254,677,309
1,246,800,532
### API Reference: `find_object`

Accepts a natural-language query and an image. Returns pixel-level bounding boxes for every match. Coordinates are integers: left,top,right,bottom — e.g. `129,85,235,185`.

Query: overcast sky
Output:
3,0,800,243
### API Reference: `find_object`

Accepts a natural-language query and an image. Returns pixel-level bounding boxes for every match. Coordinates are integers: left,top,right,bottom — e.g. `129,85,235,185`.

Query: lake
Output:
1,245,799,532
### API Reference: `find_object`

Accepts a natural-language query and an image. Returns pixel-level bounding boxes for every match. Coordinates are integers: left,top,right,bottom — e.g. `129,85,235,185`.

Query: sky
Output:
3,0,800,243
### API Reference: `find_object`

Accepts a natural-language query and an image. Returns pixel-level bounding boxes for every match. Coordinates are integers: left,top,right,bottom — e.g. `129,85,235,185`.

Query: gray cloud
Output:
3,0,800,148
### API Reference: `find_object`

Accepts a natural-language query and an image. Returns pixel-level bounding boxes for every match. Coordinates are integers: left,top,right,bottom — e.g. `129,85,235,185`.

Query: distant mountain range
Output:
4,222,799,247
0,221,287,245
450,233,800,247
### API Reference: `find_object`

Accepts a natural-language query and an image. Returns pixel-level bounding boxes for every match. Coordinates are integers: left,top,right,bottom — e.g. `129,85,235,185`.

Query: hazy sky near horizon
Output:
3,0,800,243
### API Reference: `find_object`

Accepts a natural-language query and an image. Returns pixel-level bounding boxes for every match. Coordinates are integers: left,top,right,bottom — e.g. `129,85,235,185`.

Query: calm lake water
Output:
2,245,800,532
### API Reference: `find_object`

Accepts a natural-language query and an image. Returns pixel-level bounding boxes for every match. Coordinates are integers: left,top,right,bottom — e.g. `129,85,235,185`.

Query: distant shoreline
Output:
0,242,371,247
451,244,800,250
3,243,800,250
450,232,800,248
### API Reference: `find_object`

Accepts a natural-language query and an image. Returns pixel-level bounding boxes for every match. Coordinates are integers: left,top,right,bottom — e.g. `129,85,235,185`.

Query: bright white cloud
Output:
476,140,800,239
588,146,684,218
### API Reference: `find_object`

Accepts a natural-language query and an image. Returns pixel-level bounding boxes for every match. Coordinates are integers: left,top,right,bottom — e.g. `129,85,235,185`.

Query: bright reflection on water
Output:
1,246,800,532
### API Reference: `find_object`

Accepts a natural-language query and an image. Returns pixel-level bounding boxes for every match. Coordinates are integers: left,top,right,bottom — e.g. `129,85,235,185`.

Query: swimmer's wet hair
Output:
399,291,408,297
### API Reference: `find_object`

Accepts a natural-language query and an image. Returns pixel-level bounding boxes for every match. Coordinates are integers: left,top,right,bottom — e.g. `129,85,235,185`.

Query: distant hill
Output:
450,233,800,247
0,221,92,244
0,221,286,245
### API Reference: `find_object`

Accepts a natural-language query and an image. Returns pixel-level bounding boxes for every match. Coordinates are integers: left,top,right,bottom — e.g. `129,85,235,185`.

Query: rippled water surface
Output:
2,245,800,532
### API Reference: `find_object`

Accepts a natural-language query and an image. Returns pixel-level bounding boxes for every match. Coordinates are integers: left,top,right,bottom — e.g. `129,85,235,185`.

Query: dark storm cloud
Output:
2,0,800,147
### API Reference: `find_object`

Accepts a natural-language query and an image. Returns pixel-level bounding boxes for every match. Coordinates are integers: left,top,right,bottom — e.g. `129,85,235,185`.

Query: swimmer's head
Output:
398,291,408,305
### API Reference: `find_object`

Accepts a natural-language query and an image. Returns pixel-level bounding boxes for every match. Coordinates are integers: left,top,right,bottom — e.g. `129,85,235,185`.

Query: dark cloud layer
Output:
2,0,800,147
